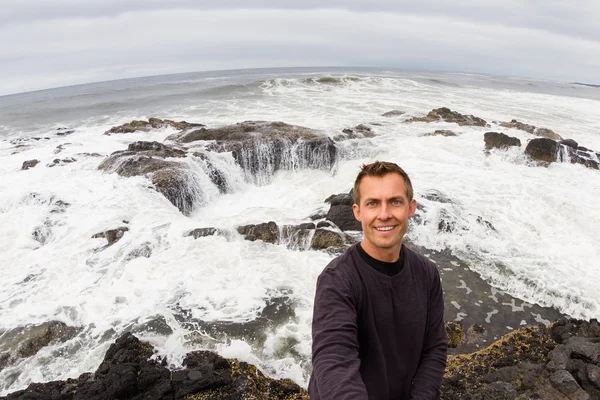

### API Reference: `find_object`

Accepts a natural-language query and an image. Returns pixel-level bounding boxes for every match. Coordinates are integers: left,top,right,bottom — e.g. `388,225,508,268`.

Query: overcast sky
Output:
1,0,599,95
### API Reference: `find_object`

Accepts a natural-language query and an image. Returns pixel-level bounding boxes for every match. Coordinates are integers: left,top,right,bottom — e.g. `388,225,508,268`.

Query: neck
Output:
360,241,401,263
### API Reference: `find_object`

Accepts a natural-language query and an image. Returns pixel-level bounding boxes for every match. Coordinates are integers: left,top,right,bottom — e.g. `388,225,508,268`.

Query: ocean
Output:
1,67,599,394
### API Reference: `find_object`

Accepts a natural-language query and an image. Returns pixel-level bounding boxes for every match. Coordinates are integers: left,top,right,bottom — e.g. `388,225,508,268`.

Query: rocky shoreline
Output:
6,108,599,398
2,319,599,399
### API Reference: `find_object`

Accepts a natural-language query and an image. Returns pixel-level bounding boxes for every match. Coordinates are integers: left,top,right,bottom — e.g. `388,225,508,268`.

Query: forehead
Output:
359,173,408,200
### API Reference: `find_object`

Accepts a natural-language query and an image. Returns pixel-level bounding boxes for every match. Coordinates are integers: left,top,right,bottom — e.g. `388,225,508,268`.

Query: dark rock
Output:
325,192,354,206
130,316,174,336
316,220,334,229
54,143,69,154
407,107,489,127
56,128,75,136
178,121,337,179
281,224,314,249
381,110,405,117
438,209,458,233
326,204,362,231
546,344,572,372
565,336,600,362
484,131,522,150
0,321,79,367
98,141,187,176
561,139,579,149
424,129,458,137
308,211,327,220
21,159,40,170
151,169,199,215
237,222,279,243
445,321,465,348
187,227,219,239
549,369,583,395
310,229,350,251
92,227,128,246
525,138,559,165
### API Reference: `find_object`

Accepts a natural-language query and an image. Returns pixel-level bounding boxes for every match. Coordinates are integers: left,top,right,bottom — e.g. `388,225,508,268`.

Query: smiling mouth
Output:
375,225,397,232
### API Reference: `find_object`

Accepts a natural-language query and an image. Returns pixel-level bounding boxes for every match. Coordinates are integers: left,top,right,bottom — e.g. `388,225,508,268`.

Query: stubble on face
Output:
352,173,417,262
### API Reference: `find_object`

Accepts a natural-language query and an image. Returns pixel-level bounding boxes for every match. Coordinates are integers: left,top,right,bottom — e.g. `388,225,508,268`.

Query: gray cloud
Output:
0,3,599,95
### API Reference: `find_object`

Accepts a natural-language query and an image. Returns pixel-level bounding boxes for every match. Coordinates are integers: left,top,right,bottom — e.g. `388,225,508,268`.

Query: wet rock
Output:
326,204,362,231
21,159,39,170
316,220,334,229
424,129,458,137
484,131,522,150
525,138,559,165
445,321,465,348
178,121,337,180
104,118,204,135
422,189,453,204
382,110,405,117
125,242,153,260
438,209,459,233
325,192,354,206
281,223,315,249
126,141,186,157
152,168,199,215
476,216,496,231
54,143,69,154
237,221,279,244
561,139,579,149
310,228,351,251
92,227,129,246
99,142,201,215
56,128,75,136
187,227,220,239
47,157,76,167
0,321,79,362
499,119,536,134
534,127,562,141
130,316,174,336
406,107,489,127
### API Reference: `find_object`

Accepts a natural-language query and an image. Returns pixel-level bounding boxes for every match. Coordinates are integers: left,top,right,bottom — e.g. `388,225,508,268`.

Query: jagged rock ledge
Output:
4,319,599,399
1,332,308,400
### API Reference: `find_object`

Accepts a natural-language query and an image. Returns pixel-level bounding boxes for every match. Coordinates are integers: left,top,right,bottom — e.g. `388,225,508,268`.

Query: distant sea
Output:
1,67,599,394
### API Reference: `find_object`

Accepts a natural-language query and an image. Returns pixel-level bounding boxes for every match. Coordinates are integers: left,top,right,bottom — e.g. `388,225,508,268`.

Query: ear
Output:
409,199,417,217
352,203,361,221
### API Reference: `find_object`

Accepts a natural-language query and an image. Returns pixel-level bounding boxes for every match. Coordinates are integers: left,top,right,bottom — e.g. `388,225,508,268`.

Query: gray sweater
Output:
308,244,447,399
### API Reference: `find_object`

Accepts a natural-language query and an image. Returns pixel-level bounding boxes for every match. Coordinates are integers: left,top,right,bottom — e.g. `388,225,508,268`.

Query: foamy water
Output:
1,68,599,394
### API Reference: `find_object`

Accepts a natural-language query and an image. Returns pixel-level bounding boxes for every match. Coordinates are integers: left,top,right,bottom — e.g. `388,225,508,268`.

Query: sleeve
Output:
410,265,448,400
309,267,369,400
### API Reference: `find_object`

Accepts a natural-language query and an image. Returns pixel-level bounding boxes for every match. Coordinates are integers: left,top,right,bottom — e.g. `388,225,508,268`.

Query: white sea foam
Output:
1,69,599,394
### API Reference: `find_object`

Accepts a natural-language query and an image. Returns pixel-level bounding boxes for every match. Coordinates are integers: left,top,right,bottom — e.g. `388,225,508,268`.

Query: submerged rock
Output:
187,227,220,239
525,138,560,165
91,227,129,246
381,110,405,117
177,121,337,182
484,131,521,150
0,321,79,372
424,130,458,137
21,160,39,170
406,107,489,127
47,157,76,167
499,119,563,140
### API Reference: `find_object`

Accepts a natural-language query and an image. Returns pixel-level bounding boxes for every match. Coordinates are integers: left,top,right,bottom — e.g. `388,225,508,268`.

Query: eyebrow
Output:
363,196,406,203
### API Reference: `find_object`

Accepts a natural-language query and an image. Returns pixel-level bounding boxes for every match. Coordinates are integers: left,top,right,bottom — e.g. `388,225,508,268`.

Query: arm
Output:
411,266,448,399
309,268,368,399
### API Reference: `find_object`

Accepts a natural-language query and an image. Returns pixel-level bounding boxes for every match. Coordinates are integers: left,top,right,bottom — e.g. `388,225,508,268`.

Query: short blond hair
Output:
353,161,414,205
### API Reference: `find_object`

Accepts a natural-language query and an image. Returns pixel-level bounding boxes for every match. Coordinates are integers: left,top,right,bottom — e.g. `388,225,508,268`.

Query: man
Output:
308,161,447,399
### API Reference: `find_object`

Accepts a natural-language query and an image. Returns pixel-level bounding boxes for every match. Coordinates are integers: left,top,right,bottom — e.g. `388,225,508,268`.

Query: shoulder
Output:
317,245,361,289
404,244,440,281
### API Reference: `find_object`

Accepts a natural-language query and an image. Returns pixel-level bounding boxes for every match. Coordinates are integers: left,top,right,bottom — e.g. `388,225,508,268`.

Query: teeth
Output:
376,226,394,231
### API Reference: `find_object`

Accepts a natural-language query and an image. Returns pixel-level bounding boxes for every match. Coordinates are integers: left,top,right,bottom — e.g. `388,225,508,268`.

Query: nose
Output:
378,204,391,220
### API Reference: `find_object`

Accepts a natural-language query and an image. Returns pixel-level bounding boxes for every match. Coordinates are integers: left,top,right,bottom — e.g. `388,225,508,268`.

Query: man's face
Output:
352,173,417,262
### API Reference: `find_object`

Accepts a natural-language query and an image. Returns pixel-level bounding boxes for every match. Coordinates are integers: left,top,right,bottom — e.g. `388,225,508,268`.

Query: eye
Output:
392,199,402,205
366,201,377,207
